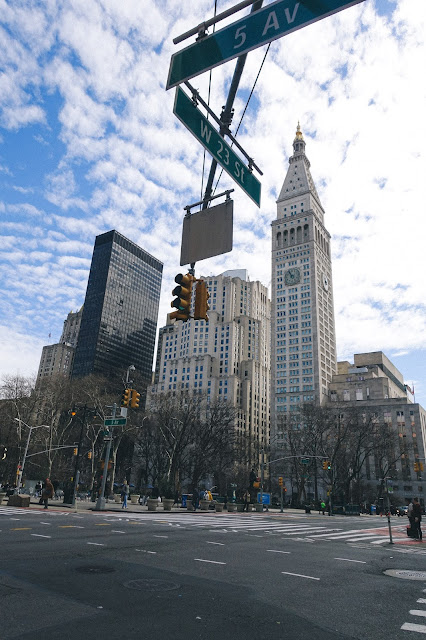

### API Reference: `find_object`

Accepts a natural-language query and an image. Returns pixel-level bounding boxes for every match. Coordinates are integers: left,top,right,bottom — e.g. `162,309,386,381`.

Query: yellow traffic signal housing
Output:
323,460,331,470
121,388,131,407
170,273,194,321
73,447,78,456
194,280,210,321
131,389,140,409
87,451,92,459
278,477,283,487
414,462,420,472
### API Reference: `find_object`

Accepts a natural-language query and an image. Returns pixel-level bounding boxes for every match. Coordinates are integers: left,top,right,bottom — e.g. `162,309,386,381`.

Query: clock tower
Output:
271,124,337,433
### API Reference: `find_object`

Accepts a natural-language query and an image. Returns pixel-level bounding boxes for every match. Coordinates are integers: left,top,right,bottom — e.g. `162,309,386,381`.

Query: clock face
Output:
284,267,301,286
322,274,329,291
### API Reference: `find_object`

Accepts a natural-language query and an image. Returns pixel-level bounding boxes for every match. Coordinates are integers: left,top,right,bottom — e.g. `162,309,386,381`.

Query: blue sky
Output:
1,0,425,406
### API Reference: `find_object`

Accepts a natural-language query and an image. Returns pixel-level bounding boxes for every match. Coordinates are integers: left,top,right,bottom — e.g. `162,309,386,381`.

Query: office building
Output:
149,270,270,460
72,230,163,382
36,308,83,386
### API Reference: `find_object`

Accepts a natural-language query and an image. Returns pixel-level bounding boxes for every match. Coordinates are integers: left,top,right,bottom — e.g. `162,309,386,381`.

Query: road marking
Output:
135,549,157,554
59,525,79,528
206,541,225,546
194,559,226,565
11,527,31,530
31,534,51,538
111,530,126,534
334,558,367,564
40,522,51,525
153,535,168,538
417,600,426,604
10,518,21,521
410,611,426,618
95,523,110,526
401,622,426,633
87,542,105,546
281,571,320,581
267,550,291,554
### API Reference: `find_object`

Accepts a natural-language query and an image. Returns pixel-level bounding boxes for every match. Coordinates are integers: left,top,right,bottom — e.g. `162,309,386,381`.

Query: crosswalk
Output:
102,512,411,546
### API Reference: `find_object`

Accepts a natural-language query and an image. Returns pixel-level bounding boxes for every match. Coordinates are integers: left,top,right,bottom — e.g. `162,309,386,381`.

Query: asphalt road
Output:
1,507,425,639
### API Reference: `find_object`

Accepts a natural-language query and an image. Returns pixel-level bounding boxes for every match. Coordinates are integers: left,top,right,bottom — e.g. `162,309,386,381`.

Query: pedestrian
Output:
243,488,251,512
35,481,42,498
41,478,54,509
407,497,414,529
320,500,326,515
192,486,199,511
121,481,130,509
412,497,423,541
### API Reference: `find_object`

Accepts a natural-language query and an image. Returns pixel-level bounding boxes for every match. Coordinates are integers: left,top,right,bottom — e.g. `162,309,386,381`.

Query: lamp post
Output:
14,419,49,492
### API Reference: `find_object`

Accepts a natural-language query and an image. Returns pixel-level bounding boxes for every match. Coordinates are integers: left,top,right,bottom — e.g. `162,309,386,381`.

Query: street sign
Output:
104,417,127,427
173,87,261,206
167,0,364,89
180,198,233,265
301,457,310,464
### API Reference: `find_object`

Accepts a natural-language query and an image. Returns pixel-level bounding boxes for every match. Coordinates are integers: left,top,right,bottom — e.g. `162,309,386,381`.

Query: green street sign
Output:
167,0,364,89
301,457,310,464
173,87,261,206
104,417,127,427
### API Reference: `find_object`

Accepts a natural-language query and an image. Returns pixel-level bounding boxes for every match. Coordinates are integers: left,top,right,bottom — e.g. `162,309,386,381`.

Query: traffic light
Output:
414,462,420,472
278,476,283,487
73,447,78,456
130,389,140,409
194,280,210,321
323,460,331,470
121,388,131,407
87,451,92,459
170,273,194,321
420,463,424,472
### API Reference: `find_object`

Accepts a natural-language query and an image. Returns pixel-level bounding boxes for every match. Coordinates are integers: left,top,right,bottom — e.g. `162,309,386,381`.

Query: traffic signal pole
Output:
71,405,87,507
94,403,116,511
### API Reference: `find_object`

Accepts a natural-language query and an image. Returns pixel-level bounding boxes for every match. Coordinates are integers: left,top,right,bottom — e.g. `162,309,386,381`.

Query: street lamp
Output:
14,418,49,492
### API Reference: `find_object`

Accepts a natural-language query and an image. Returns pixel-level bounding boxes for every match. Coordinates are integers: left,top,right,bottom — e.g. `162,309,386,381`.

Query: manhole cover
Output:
384,570,426,581
75,566,116,574
124,579,180,592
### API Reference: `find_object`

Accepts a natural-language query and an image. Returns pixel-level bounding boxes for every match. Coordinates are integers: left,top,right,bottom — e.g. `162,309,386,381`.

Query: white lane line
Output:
87,542,105,546
40,522,51,525
410,611,426,618
194,558,226,565
10,518,21,521
206,541,225,546
135,549,157,554
153,535,168,538
267,550,291,554
418,600,426,605
111,530,126,534
31,534,52,538
401,622,426,633
334,558,367,564
281,571,320,581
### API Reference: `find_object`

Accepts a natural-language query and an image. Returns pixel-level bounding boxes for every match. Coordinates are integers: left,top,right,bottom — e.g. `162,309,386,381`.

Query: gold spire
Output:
295,121,304,140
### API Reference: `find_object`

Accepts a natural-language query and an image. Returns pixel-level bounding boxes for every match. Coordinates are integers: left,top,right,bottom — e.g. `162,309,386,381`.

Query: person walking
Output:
243,489,251,512
412,497,423,541
407,498,415,531
121,481,130,509
320,500,326,515
41,478,54,509
192,487,199,511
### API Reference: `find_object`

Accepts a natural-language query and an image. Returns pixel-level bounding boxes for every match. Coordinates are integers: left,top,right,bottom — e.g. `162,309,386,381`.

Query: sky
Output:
0,0,425,405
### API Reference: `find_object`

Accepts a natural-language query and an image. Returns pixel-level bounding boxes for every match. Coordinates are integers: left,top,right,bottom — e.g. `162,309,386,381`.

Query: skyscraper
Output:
271,125,337,435
72,230,163,382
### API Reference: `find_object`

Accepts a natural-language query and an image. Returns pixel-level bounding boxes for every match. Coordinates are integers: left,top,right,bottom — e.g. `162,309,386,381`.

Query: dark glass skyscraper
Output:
72,230,163,382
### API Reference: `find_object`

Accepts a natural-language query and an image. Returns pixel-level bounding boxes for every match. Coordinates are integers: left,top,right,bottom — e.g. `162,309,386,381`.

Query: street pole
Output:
71,405,87,506
260,446,264,510
94,403,116,511
280,485,283,513
385,477,393,544
17,427,32,492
